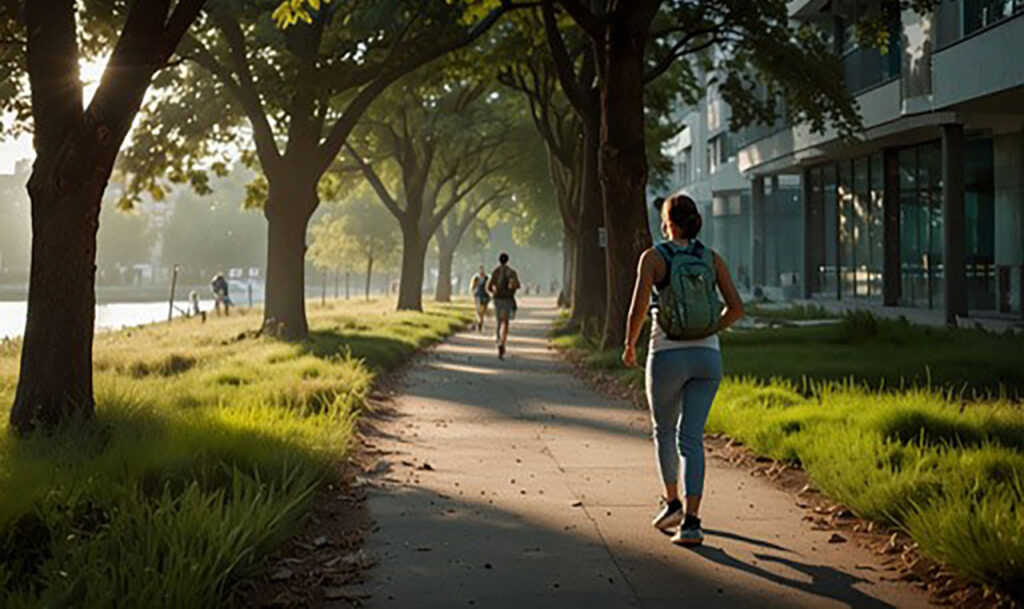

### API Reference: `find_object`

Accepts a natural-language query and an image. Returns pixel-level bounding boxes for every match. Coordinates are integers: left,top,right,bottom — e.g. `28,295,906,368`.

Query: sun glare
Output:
0,58,109,173
80,57,108,105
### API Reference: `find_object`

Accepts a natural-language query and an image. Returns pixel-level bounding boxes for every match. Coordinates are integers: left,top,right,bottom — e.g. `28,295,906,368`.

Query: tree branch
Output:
344,142,404,220
316,0,525,173
551,0,603,39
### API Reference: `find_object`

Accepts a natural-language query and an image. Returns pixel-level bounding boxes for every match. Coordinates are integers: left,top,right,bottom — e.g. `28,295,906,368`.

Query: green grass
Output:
553,313,1024,600
727,311,1024,398
0,299,471,607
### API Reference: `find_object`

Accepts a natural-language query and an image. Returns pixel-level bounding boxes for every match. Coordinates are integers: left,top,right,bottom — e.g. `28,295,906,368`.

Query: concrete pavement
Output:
358,297,932,608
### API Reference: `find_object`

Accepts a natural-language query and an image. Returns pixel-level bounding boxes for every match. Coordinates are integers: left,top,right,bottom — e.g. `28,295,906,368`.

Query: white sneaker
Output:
671,515,704,546
652,498,683,530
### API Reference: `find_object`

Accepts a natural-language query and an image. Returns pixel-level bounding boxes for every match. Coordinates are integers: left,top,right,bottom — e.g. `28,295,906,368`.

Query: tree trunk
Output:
9,173,103,434
263,201,313,340
598,20,653,349
397,226,427,311
365,256,374,301
559,226,576,308
435,245,454,303
10,0,205,433
572,117,607,335
346,271,351,300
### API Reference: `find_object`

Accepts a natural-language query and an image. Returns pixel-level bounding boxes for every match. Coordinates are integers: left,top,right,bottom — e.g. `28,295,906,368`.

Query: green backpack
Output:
654,240,722,340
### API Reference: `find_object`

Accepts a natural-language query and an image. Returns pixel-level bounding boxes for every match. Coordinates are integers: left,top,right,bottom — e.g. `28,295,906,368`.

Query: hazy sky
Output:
0,59,106,175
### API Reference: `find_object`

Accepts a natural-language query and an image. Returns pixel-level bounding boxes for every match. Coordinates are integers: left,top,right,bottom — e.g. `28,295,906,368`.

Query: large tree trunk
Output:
263,175,316,339
364,256,373,301
572,118,607,335
10,170,103,433
10,0,205,434
598,19,653,349
397,226,427,311
434,244,454,303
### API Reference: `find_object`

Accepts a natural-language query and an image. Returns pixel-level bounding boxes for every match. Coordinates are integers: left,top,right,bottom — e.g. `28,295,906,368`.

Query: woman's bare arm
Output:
714,252,744,331
622,249,657,365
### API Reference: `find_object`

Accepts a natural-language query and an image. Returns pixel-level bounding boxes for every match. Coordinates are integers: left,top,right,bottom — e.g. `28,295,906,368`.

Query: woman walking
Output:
621,194,744,546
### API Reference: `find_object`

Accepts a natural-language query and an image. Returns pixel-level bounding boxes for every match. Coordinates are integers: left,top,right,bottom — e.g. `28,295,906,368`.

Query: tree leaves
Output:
272,0,334,28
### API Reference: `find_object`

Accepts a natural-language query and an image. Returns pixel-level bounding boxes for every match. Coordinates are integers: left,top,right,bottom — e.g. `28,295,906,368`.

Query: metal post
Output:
167,264,179,323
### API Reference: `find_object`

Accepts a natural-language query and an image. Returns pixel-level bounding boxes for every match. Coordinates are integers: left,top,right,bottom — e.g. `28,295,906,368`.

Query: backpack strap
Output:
654,242,676,263
653,243,676,292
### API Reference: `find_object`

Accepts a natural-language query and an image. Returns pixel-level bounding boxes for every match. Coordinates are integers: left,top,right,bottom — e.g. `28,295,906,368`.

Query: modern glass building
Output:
737,0,1024,323
660,66,803,297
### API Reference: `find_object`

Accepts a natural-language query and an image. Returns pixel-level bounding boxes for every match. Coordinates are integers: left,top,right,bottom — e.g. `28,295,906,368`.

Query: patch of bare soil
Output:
554,342,1018,609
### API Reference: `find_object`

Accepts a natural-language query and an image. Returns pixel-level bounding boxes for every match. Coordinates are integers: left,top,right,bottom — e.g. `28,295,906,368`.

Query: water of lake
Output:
0,300,219,339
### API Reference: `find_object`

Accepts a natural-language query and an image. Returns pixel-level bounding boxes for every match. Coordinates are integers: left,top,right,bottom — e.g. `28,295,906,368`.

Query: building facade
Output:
663,67,804,297
738,0,1024,323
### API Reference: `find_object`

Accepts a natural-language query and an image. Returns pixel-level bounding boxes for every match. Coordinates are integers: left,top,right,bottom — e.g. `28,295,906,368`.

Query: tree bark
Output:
397,225,427,311
364,256,374,301
571,117,607,334
10,171,104,432
263,174,317,339
559,226,576,308
597,17,654,349
435,244,455,303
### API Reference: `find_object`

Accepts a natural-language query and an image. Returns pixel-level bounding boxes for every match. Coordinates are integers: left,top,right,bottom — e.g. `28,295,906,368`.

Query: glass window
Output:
869,153,885,298
823,164,838,298
965,138,995,310
838,161,856,299
899,147,925,307
921,143,943,310
854,156,871,297
964,0,1020,36
808,167,826,297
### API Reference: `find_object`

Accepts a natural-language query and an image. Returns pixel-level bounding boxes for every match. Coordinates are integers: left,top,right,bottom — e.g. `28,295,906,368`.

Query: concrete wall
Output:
933,13,1024,108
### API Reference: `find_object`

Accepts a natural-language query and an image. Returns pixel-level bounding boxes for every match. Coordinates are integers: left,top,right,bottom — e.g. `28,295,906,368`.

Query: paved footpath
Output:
358,298,932,609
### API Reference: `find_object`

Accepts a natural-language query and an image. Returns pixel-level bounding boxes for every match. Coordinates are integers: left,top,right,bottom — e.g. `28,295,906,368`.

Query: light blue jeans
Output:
645,347,723,496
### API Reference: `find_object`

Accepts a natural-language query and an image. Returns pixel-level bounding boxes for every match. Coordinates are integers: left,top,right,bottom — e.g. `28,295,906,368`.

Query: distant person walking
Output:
211,272,231,316
487,253,520,360
622,194,744,546
470,266,490,332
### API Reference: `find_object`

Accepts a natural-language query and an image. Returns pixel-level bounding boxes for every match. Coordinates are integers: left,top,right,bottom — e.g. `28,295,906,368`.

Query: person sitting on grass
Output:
487,252,520,360
621,193,744,546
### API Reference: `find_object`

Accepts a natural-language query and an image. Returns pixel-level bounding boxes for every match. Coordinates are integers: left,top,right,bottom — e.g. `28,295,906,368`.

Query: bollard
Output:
167,264,179,323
